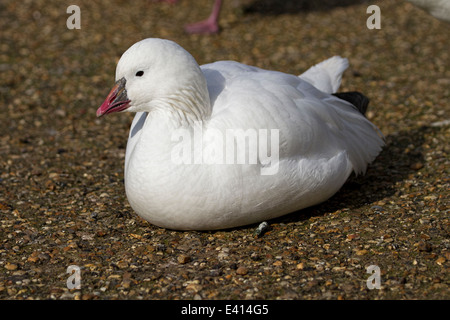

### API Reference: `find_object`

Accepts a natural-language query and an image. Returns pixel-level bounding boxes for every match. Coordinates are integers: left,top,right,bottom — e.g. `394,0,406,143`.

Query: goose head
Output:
97,38,210,120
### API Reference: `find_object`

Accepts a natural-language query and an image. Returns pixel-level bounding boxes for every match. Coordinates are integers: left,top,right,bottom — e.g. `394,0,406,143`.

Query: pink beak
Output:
97,77,131,117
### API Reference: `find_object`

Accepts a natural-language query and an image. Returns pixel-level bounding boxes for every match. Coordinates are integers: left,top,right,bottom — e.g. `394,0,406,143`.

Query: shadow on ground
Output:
243,0,372,15
271,125,435,225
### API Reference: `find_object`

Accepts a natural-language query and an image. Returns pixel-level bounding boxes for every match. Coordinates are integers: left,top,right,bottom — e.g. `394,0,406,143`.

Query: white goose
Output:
97,38,384,230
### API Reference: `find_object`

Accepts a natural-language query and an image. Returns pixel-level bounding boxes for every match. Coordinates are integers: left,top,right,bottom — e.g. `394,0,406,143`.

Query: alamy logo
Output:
366,265,381,289
366,5,381,29
66,5,81,29
66,265,81,289
171,122,280,175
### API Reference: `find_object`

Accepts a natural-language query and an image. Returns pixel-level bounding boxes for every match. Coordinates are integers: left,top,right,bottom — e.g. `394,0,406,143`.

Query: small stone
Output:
254,221,269,237
38,253,50,261
48,172,59,179
96,230,107,237
371,205,384,213
60,292,75,299
273,260,283,267
81,233,94,241
410,162,423,170
45,180,55,190
5,263,18,271
116,260,129,269
436,256,446,265
177,254,191,264
418,241,432,252
81,293,96,300
236,266,248,275
444,252,450,261
122,272,132,289
420,234,431,240
27,251,40,263
218,249,229,260
347,234,359,241
355,249,368,256
185,281,202,292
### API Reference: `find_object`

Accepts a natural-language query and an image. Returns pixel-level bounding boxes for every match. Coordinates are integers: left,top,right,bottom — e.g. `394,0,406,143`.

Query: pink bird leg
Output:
184,0,222,34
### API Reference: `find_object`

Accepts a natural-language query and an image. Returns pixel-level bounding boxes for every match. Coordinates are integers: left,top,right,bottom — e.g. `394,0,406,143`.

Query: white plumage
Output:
97,38,384,230
407,0,450,22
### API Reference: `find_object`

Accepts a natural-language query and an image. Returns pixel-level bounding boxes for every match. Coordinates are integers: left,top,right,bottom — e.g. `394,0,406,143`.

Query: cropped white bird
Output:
97,38,384,230
407,0,450,22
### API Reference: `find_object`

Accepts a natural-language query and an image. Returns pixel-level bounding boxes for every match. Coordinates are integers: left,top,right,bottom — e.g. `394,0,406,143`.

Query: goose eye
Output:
136,71,144,77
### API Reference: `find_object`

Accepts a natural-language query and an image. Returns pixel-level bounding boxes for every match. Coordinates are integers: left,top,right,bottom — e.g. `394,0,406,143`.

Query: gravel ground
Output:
0,0,448,300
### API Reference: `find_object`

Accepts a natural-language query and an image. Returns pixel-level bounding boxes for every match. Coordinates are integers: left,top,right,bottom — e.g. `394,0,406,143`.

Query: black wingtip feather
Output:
332,91,370,115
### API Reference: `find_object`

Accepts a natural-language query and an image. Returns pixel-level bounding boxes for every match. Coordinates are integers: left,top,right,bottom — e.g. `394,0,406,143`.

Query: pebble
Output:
236,266,248,275
177,254,191,264
370,205,385,213
185,281,202,293
60,292,75,299
355,250,368,256
410,162,424,170
116,260,129,269
417,241,432,252
122,272,132,289
273,260,283,267
435,256,446,265
5,263,18,271
253,221,269,238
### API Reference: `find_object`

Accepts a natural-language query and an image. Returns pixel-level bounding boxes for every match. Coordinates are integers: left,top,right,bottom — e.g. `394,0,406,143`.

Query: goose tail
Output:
299,56,349,94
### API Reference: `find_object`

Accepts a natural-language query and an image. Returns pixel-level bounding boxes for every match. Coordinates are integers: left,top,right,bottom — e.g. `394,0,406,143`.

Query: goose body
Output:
97,38,384,230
